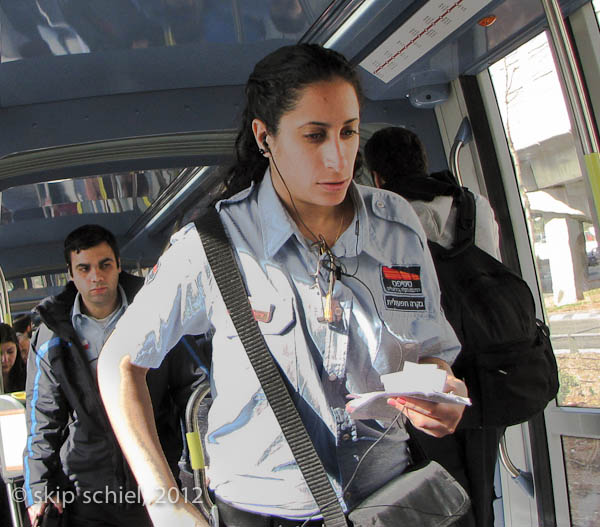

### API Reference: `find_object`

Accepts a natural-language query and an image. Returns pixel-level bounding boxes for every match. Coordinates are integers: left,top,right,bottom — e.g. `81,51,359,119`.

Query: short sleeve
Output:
107,223,210,369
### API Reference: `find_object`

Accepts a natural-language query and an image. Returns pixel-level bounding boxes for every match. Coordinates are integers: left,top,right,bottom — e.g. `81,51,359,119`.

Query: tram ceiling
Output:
0,0,590,296
0,1,589,107
0,0,588,158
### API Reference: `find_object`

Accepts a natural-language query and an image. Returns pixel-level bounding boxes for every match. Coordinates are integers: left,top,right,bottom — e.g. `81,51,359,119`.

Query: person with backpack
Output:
365,126,502,527
365,126,559,527
364,126,501,260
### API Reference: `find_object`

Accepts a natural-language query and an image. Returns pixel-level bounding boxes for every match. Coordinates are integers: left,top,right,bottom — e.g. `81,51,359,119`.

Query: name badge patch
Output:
381,265,422,295
385,295,426,311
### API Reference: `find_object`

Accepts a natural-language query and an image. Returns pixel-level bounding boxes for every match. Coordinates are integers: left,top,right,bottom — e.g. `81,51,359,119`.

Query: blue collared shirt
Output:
107,171,460,518
72,285,128,379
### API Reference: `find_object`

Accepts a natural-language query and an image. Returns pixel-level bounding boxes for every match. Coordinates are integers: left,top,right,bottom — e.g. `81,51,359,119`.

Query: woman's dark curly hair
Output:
224,43,363,198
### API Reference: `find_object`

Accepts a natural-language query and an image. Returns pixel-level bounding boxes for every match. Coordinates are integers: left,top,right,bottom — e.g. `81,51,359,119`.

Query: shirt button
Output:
376,200,385,208
328,373,337,381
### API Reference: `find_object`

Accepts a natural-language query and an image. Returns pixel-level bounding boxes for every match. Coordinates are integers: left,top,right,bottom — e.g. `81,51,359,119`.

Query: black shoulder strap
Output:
195,208,348,527
437,188,476,258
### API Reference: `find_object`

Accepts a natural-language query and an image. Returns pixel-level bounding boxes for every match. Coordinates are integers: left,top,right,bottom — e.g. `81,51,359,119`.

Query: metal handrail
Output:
498,434,535,498
449,117,473,186
184,380,218,524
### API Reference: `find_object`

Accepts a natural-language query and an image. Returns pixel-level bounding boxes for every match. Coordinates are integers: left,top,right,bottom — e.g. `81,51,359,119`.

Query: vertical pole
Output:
6,481,23,527
540,0,600,226
540,0,599,154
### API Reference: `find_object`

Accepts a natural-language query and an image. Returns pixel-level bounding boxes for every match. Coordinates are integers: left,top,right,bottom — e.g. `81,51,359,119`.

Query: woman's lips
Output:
319,180,348,192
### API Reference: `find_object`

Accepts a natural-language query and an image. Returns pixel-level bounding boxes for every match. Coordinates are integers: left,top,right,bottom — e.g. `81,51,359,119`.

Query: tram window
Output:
594,0,600,24
0,170,180,222
489,29,600,527
561,436,600,527
490,31,600,411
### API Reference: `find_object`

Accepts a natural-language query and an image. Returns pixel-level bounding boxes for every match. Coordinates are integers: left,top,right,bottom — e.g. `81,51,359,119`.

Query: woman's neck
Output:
290,198,354,249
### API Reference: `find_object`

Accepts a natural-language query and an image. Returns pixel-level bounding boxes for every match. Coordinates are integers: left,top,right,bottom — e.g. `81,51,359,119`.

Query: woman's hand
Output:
387,360,468,437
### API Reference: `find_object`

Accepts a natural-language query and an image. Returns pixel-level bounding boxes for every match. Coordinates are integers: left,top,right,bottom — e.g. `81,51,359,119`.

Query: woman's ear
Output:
373,171,384,189
251,119,270,156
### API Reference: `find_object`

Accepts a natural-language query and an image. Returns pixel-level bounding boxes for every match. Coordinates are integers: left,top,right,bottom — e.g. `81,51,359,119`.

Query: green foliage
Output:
557,369,579,405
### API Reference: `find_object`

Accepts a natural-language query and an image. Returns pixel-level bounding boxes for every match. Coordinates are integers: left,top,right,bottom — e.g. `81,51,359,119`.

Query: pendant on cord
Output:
313,237,343,324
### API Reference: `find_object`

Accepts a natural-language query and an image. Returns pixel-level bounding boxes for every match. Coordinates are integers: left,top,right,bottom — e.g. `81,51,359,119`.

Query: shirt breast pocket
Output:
221,294,295,338
222,252,296,338
222,294,298,387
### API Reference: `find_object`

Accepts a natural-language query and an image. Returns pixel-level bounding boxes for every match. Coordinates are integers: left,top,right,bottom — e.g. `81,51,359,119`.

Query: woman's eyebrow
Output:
300,117,359,127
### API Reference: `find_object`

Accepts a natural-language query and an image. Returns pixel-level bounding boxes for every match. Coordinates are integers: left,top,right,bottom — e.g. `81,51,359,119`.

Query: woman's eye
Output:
305,132,325,141
342,129,359,138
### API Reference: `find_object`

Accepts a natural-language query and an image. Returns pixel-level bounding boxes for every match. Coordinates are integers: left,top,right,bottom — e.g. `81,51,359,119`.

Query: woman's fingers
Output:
386,375,469,437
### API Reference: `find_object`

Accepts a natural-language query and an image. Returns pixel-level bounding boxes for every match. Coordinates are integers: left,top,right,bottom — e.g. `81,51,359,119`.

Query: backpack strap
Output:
195,208,348,527
444,188,476,258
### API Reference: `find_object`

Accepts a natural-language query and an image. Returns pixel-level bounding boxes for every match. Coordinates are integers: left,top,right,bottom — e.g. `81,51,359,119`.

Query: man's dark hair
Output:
64,224,120,273
363,127,429,188
12,314,32,336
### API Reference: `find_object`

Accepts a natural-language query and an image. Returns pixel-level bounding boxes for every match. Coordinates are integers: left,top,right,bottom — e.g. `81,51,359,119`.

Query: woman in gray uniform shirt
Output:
98,44,468,527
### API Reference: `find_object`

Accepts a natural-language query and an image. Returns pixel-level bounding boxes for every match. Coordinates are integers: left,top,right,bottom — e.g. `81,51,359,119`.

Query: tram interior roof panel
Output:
0,0,590,311
0,0,589,107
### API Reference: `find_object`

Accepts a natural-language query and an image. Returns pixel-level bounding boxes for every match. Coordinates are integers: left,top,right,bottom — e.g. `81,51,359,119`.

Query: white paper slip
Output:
346,390,472,421
381,361,447,393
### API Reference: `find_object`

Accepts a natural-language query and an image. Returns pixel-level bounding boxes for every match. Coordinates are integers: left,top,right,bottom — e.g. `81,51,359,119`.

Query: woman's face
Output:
1,341,18,375
257,78,360,211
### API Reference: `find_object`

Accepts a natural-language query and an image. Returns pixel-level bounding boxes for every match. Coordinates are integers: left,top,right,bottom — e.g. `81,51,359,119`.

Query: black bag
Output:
348,460,470,527
429,189,559,428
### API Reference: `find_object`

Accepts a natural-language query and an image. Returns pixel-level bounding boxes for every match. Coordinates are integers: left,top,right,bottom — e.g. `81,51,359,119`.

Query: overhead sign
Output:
360,0,493,83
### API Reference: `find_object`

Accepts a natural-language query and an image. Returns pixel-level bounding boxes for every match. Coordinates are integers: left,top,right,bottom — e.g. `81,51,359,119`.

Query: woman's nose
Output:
323,138,348,172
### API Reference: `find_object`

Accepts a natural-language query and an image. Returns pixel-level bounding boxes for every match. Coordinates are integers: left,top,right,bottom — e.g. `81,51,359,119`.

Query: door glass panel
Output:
561,436,600,527
489,31,600,410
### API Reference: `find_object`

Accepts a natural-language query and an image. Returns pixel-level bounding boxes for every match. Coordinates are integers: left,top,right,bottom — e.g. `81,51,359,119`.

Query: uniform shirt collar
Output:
72,284,128,324
255,169,375,261
340,182,371,259
257,169,300,259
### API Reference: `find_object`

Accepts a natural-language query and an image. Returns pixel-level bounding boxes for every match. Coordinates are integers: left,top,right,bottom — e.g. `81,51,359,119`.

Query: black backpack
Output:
429,189,559,428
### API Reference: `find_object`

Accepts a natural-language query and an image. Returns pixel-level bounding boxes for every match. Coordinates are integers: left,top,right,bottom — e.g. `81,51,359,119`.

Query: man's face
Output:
16,333,30,363
68,242,121,319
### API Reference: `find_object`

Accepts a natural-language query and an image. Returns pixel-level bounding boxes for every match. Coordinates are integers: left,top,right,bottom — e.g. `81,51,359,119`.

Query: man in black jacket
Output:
23,224,206,527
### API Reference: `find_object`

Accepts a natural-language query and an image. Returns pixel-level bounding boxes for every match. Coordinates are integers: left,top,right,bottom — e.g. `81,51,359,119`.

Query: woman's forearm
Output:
99,353,174,499
97,346,207,525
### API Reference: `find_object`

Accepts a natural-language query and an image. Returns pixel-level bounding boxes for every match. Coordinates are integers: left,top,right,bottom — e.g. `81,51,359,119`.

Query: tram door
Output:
470,2,600,526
